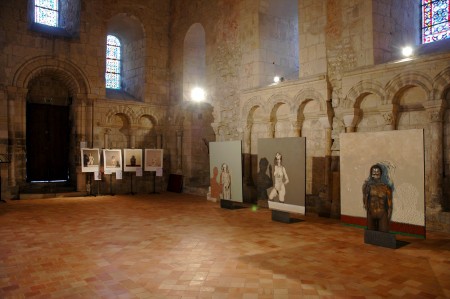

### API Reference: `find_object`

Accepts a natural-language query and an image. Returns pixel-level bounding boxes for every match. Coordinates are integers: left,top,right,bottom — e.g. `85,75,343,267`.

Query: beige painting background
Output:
340,129,425,226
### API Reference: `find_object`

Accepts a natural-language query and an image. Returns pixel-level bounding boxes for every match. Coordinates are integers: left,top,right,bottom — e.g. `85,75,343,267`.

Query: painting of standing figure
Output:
81,148,100,173
258,137,306,214
362,164,393,232
340,129,425,236
209,141,243,202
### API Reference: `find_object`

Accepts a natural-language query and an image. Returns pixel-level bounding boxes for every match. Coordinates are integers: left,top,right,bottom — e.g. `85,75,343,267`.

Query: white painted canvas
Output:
81,148,100,173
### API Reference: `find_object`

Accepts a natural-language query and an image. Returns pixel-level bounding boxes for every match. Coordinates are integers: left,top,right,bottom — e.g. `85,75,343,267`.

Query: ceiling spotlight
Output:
402,46,413,57
273,76,284,83
191,87,206,102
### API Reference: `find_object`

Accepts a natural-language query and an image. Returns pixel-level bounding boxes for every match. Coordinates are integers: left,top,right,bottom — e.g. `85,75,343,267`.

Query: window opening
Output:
105,35,121,89
422,0,450,44
34,0,59,27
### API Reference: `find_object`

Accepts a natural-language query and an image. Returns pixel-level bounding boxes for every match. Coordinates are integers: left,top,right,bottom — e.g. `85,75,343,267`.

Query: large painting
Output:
124,149,142,172
209,141,243,202
103,149,122,173
257,137,306,214
81,148,100,173
144,149,163,172
340,129,425,236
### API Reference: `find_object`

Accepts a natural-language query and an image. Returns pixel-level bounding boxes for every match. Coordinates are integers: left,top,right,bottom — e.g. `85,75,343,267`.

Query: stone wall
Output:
0,0,450,231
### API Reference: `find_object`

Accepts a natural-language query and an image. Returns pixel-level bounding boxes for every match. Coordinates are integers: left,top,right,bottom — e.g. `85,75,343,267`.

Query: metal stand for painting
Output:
150,171,160,194
0,154,11,203
109,174,115,196
128,172,135,195
96,174,102,196
85,173,96,197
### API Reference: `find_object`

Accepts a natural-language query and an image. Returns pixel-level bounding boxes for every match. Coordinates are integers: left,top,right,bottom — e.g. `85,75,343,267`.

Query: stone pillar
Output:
343,114,356,132
156,134,163,149
176,130,183,174
104,129,111,149
319,116,332,156
7,86,27,193
379,104,398,131
290,120,302,137
424,100,446,210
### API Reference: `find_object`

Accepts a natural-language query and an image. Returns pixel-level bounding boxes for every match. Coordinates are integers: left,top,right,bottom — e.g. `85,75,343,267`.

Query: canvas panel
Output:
124,149,143,172
81,148,100,173
340,129,425,227
258,137,306,214
209,141,243,203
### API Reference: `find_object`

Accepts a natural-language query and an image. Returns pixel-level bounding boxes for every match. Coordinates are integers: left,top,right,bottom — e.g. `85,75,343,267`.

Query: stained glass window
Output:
105,35,121,89
34,0,59,27
422,0,450,44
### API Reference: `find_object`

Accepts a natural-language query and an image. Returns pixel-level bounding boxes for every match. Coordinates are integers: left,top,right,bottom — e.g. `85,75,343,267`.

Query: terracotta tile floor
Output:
1,193,449,299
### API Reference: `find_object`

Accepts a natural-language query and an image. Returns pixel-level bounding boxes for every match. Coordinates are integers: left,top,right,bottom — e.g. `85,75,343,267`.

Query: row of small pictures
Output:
81,148,163,173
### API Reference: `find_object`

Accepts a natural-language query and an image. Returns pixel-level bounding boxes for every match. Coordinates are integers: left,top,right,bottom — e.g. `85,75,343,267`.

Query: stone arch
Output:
241,96,269,123
293,88,326,114
107,13,147,100
105,106,134,125
12,56,90,95
138,114,158,127
385,71,433,104
434,67,450,102
343,80,386,108
267,93,292,120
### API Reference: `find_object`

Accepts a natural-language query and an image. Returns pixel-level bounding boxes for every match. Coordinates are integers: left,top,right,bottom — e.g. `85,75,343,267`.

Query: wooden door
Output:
26,103,70,182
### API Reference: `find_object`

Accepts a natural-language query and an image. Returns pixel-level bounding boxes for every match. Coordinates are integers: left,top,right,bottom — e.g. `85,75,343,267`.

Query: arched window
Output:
422,0,450,44
105,35,121,89
34,0,59,27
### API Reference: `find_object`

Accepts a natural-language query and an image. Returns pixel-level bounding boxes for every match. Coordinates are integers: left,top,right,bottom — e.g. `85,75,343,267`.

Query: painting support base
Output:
270,210,303,223
364,229,397,249
220,199,243,209
271,210,291,223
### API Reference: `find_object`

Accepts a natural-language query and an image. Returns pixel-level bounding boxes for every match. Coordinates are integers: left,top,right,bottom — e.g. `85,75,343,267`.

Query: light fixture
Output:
273,76,284,83
402,46,413,57
191,87,206,102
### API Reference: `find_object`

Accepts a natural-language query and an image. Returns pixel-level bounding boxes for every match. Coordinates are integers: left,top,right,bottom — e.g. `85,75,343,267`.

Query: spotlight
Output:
402,46,413,57
191,87,206,102
273,76,284,83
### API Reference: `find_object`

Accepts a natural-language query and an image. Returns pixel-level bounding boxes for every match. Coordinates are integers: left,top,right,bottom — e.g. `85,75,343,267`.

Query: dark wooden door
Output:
26,103,70,182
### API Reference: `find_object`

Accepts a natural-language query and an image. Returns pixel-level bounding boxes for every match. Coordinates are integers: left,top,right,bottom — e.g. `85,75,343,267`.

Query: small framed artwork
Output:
81,148,100,173
144,149,163,172
103,149,122,173
124,149,143,172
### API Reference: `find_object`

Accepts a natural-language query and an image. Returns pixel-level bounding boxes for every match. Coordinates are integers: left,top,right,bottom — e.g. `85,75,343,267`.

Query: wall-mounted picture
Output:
258,137,306,214
103,149,122,172
209,141,243,202
340,129,425,236
144,149,163,171
124,149,143,172
81,148,100,173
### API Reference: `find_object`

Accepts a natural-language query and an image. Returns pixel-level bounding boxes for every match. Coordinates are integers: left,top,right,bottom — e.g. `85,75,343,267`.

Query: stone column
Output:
378,104,398,131
343,114,356,133
7,87,27,192
176,130,183,174
290,120,302,137
156,134,163,149
104,129,111,149
424,100,446,210
319,116,332,156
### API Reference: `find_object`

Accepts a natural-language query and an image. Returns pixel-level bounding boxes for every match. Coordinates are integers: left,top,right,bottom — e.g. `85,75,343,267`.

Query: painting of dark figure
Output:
362,164,393,232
